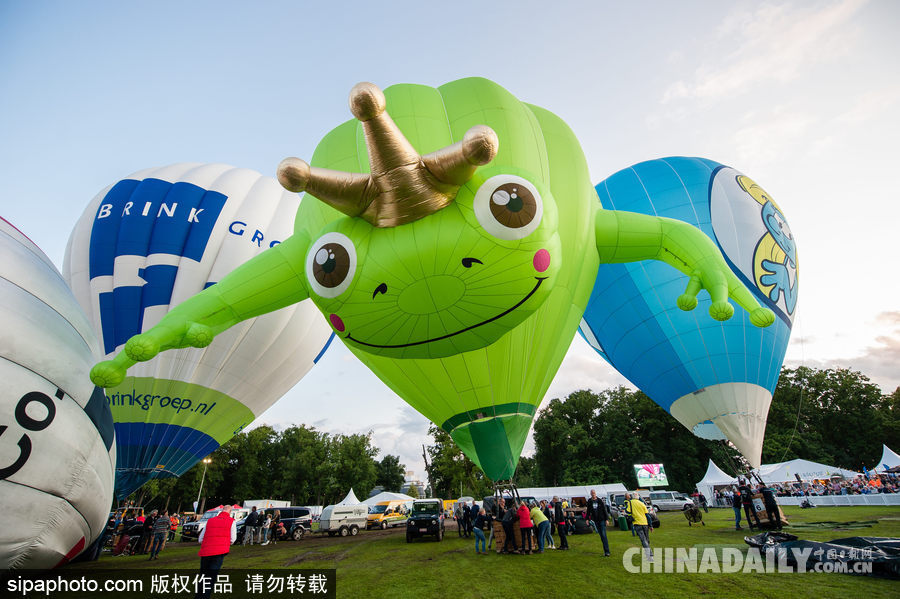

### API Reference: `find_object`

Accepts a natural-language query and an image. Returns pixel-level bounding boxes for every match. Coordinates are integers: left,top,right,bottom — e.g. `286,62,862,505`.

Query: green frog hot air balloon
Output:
91,78,774,480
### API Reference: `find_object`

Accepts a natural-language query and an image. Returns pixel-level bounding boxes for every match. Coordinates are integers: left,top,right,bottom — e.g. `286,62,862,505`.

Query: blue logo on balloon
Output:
88,178,226,354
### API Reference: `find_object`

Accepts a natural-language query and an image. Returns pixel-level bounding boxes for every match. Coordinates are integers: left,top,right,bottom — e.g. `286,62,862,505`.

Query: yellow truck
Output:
366,500,411,530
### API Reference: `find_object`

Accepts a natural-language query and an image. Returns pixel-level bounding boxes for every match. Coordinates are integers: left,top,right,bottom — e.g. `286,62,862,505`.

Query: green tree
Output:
532,387,737,491
762,367,896,470
407,483,420,499
375,454,406,492
276,425,332,505
327,433,379,503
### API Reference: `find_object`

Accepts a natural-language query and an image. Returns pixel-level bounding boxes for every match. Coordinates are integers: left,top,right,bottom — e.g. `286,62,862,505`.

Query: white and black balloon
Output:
0,217,115,569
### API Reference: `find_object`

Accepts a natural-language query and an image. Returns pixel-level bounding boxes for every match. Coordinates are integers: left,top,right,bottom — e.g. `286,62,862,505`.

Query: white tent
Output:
756,458,860,482
877,444,900,470
695,458,862,502
695,459,737,502
337,488,362,506
363,491,414,506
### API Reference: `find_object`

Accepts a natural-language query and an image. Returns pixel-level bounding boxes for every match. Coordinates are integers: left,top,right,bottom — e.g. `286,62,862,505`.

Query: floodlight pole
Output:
196,457,212,508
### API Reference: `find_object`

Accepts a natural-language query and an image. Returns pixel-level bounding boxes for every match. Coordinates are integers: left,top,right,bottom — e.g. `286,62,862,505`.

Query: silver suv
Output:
648,491,692,511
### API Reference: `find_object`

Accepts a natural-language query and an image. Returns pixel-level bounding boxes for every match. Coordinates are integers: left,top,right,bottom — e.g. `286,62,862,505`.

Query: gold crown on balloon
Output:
277,82,499,228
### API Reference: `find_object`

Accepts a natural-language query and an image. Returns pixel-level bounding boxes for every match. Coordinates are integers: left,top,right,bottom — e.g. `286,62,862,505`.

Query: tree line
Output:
130,366,899,512
427,366,899,496
130,425,406,514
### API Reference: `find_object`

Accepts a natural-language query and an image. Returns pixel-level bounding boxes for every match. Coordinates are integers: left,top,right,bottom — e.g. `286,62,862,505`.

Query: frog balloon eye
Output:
474,174,543,240
306,232,357,298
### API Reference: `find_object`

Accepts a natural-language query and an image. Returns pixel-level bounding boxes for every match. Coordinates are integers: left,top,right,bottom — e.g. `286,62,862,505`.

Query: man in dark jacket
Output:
697,491,708,513
738,479,761,529
243,507,260,545
462,501,473,538
469,502,479,536
759,484,782,529
138,510,157,554
586,490,610,556
732,489,743,530
499,498,518,553
552,496,569,550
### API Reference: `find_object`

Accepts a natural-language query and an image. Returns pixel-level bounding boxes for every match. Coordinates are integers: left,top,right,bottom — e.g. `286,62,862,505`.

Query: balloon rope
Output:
777,311,806,463
720,440,745,480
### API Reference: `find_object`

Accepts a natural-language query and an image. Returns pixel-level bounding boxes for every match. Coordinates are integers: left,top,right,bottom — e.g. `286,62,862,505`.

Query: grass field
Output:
66,506,900,598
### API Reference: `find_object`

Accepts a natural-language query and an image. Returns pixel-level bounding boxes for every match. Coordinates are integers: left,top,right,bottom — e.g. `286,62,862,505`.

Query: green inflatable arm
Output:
89,233,311,387
595,210,775,326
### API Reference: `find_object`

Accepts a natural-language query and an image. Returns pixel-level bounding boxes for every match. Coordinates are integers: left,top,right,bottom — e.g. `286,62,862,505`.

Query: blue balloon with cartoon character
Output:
579,157,798,467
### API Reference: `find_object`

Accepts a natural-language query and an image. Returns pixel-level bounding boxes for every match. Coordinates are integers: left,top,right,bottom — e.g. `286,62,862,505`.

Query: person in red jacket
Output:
516,501,534,554
196,505,236,599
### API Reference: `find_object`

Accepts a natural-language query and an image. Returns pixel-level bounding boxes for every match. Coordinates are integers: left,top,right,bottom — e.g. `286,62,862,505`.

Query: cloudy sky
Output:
3,0,898,480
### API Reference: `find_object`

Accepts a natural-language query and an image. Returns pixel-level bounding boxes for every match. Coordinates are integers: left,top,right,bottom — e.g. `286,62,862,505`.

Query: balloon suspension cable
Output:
778,312,808,463
721,440,759,485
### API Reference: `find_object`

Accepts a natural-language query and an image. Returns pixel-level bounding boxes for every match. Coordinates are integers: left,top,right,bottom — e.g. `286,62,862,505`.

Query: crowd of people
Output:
453,489,655,561
776,472,900,496
105,508,180,559
102,504,289,559
713,471,900,507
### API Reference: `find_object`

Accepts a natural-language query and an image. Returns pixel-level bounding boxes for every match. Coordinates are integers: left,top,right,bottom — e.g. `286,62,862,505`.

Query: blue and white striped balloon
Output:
65,164,333,498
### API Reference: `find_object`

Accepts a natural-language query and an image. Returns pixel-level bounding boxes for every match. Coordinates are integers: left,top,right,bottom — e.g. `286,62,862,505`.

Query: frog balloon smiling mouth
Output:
91,78,776,480
339,274,549,350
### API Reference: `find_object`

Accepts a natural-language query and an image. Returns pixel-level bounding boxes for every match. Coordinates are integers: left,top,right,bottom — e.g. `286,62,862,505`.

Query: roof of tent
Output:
337,488,362,506
697,459,737,486
695,458,862,491
363,491,414,506
878,444,900,470
756,458,860,482
516,483,627,500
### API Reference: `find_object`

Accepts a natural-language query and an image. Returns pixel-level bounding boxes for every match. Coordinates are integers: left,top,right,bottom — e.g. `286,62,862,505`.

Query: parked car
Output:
182,506,250,542
648,491,693,511
318,504,367,537
366,500,411,529
406,499,444,542
266,506,314,540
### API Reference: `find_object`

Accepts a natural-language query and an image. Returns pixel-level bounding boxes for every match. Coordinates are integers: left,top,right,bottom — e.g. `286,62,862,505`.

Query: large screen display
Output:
634,463,669,487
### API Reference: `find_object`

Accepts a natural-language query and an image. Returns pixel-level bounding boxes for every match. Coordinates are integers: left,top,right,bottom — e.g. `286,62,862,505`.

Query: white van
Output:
648,491,692,511
318,504,368,537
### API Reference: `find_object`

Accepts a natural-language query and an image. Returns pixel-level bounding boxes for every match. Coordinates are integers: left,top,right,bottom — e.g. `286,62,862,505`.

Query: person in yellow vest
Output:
529,502,550,553
625,493,653,561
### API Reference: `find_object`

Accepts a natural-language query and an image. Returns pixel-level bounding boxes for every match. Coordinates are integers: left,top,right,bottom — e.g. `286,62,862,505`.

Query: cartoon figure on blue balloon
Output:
738,175,798,316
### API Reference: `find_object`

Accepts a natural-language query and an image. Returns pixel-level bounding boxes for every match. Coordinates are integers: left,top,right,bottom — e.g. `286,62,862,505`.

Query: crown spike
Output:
277,157,374,218
423,125,500,186
350,82,421,175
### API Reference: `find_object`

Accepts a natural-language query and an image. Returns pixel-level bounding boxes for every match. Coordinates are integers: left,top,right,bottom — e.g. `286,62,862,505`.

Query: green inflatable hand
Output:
91,78,773,480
